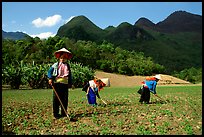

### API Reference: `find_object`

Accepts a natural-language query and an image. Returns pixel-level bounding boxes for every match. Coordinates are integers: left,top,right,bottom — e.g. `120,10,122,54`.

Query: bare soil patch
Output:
95,71,195,87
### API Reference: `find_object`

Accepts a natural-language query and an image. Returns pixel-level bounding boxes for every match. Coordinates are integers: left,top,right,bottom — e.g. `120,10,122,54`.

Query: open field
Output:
2,85,202,135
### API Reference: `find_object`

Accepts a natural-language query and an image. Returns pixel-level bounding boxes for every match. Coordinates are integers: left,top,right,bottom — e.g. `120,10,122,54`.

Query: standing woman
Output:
47,48,73,119
139,74,162,104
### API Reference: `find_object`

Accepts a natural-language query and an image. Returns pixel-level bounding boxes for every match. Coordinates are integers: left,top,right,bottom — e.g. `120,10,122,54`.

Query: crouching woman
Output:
84,78,106,106
139,74,162,104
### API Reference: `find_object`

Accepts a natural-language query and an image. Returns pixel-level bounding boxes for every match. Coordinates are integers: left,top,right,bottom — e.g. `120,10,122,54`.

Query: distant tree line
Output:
173,67,202,84
2,36,201,89
2,36,165,74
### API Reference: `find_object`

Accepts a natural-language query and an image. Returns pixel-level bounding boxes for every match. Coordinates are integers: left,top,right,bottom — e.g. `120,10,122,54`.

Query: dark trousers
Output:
139,87,150,104
53,83,68,116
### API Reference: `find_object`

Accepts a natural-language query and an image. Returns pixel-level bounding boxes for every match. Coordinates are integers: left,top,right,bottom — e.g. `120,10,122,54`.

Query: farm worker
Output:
139,74,162,104
84,77,106,106
47,48,73,119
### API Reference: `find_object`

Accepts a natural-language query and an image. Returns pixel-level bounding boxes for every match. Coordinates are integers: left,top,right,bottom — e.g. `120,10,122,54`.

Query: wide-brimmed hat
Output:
54,48,73,60
153,74,162,80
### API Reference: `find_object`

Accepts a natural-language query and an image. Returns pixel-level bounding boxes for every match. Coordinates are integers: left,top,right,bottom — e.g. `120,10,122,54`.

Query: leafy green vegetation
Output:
2,29,202,87
2,37,166,89
2,86,202,135
2,60,95,89
173,67,202,84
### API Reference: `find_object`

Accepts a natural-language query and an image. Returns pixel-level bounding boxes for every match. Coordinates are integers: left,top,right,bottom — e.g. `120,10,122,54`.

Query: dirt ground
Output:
95,71,198,87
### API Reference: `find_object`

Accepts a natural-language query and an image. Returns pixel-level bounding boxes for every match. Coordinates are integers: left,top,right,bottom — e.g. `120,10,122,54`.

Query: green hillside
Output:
57,15,106,43
112,30,202,73
56,11,202,73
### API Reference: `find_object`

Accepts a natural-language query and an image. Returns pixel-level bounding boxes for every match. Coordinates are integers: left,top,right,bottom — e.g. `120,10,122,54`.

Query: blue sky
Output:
2,2,202,39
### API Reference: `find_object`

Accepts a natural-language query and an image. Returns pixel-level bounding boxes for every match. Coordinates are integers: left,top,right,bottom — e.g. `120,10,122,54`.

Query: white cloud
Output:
65,16,75,24
30,32,55,39
32,14,62,28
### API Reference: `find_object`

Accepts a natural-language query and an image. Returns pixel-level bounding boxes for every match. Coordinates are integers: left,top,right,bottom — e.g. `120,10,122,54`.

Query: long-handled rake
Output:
85,88,107,105
94,90,107,105
51,84,70,120
100,98,107,105
154,94,168,103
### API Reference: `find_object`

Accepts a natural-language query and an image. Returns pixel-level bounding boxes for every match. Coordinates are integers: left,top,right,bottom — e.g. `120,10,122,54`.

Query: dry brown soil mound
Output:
95,71,191,87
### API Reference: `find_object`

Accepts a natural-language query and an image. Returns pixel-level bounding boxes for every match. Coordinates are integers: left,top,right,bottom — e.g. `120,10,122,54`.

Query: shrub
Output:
2,61,95,89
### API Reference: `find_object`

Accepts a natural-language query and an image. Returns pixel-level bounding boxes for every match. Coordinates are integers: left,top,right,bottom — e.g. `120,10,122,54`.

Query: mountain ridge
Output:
55,10,202,73
2,30,30,40
2,10,202,73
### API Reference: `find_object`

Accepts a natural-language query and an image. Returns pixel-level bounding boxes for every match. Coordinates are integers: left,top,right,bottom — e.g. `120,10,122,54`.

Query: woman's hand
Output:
48,79,53,85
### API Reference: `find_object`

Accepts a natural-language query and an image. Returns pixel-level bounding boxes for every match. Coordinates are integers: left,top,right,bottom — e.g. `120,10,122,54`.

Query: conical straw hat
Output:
54,48,73,60
153,74,162,80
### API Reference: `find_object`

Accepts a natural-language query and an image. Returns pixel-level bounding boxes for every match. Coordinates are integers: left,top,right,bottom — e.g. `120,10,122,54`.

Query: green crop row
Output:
2,61,94,89
2,86,202,135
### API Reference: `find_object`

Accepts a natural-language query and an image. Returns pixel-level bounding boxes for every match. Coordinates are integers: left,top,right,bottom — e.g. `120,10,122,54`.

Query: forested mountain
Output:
2,11,201,74
2,30,30,40
57,15,106,43
156,11,202,33
135,11,202,33
134,17,156,30
56,10,202,73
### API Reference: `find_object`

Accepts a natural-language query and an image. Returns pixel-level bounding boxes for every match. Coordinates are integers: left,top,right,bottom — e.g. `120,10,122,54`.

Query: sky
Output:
2,2,202,39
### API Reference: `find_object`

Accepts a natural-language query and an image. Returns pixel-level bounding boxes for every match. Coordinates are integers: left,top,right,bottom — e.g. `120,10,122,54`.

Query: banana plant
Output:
2,61,24,89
